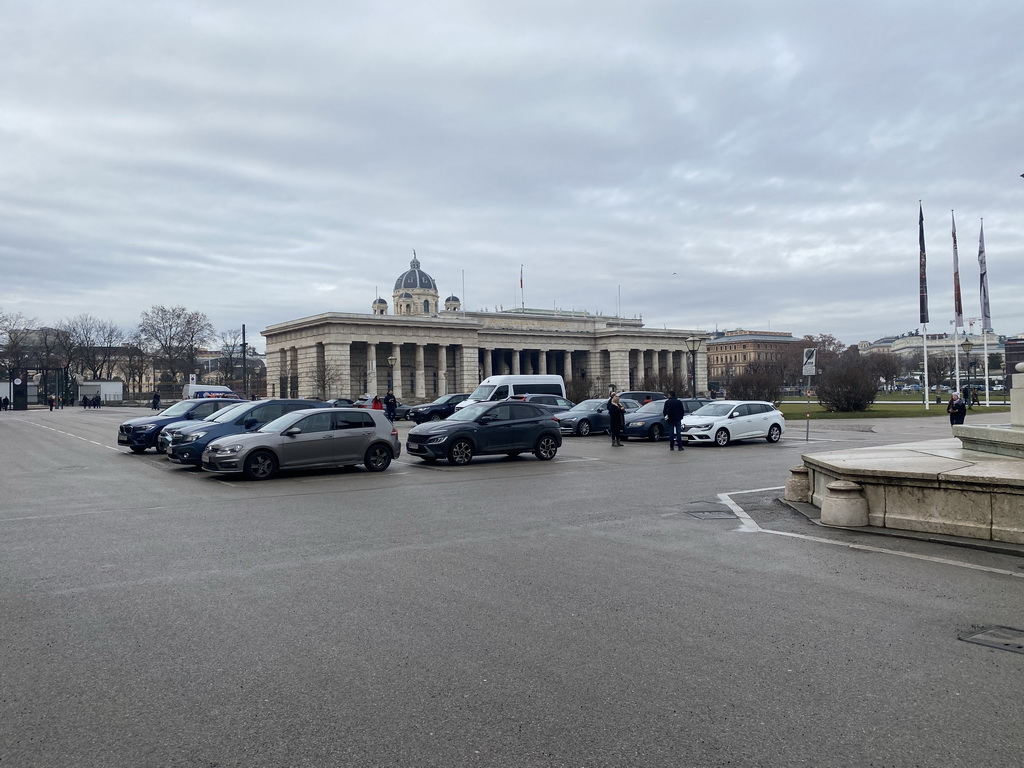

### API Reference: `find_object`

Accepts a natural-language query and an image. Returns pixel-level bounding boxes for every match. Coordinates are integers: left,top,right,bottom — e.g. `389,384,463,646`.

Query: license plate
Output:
117,435,128,444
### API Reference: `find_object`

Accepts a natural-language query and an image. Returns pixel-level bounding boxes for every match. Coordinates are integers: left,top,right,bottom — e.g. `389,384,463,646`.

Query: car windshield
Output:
692,403,736,417
568,399,607,412
159,400,200,417
257,412,307,433
209,403,257,423
636,401,665,414
467,384,496,401
446,403,490,422
204,402,247,420
429,395,451,404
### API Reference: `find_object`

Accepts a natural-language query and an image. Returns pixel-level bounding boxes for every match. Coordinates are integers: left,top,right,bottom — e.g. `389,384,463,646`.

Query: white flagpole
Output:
953,325,961,393
983,330,990,407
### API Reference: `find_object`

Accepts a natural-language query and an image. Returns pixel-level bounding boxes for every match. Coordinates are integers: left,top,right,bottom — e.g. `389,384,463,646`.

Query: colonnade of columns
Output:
270,341,706,402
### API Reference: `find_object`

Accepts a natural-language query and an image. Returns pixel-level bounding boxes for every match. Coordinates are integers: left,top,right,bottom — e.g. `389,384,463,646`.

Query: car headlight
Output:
694,422,714,430
183,431,207,443
211,444,242,456
426,435,448,444
136,424,157,431
559,418,574,424
631,420,646,427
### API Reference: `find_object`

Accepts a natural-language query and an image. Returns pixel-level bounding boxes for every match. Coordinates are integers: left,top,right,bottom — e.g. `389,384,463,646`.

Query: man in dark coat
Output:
662,391,686,452
947,392,967,428
608,393,626,447
383,389,398,422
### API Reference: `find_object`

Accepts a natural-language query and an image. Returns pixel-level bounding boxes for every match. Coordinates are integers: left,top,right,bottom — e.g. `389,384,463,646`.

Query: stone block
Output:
883,485,992,539
992,493,1024,544
820,480,869,527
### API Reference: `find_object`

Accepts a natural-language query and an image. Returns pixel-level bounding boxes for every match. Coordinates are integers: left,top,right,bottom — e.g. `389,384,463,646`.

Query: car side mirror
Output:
478,414,496,424
597,407,605,413
283,426,301,437
185,413,195,419
244,418,259,429
729,412,739,419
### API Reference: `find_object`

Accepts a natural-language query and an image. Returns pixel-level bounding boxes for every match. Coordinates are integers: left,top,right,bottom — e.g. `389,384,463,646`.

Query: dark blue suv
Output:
165,399,328,467
118,398,243,453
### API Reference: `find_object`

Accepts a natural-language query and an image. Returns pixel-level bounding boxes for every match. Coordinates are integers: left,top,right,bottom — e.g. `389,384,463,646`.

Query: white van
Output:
181,384,238,399
454,375,566,410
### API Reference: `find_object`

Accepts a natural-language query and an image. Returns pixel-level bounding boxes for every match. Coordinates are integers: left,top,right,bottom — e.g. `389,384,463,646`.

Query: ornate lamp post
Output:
684,336,704,398
386,355,397,390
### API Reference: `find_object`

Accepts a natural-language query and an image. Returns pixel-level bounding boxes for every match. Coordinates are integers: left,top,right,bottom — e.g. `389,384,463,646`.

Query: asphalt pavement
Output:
1,406,1021,767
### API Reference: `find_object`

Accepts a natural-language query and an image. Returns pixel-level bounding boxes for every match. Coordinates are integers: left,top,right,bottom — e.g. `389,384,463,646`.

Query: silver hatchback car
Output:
201,408,400,480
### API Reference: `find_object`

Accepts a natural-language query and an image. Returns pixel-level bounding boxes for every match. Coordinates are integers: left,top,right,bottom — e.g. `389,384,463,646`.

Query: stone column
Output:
366,342,378,396
438,345,448,396
563,351,573,382
538,350,548,375
288,347,299,397
391,344,403,400
512,349,521,375
483,348,492,379
609,349,630,392
415,344,426,399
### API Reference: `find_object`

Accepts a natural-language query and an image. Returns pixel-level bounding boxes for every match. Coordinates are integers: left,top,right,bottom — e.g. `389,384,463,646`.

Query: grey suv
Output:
202,408,400,480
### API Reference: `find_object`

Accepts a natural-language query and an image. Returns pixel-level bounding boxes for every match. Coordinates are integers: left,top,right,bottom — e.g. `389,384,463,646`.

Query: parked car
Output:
553,398,641,436
618,390,666,403
407,393,471,423
166,399,329,467
202,408,400,480
327,398,356,407
406,401,561,465
680,400,785,446
622,398,713,441
118,397,243,454
507,393,575,413
157,400,250,453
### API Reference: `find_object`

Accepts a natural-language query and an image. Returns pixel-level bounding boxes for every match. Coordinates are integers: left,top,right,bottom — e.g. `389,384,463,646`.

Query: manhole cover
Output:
688,510,737,520
960,626,1024,655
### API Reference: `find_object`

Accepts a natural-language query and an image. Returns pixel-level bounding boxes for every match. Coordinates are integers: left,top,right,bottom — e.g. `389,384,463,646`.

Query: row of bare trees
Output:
1,305,262,400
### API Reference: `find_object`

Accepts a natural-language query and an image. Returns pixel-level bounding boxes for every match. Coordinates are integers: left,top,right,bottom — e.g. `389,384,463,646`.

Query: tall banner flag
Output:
918,204,929,324
951,210,963,328
978,221,991,331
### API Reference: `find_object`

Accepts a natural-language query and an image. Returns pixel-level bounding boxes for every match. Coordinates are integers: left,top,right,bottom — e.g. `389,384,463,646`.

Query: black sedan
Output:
407,393,470,423
622,398,713,441
406,401,561,465
553,398,640,436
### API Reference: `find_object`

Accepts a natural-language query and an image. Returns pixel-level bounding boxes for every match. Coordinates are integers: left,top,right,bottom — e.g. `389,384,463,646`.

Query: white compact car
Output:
680,400,785,446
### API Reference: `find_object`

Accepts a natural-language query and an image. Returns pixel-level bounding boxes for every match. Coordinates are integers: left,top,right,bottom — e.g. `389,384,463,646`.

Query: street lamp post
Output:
386,355,397,390
684,336,703,398
960,339,974,407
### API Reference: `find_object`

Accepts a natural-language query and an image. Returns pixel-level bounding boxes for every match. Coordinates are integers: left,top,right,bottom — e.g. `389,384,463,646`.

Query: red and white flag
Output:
978,221,991,331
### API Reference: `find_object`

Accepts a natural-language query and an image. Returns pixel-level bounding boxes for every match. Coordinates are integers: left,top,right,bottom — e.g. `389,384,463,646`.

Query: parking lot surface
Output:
2,407,1021,767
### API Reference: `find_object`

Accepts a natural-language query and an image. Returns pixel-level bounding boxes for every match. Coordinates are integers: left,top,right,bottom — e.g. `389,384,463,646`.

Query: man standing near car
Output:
662,390,686,452
383,389,398,422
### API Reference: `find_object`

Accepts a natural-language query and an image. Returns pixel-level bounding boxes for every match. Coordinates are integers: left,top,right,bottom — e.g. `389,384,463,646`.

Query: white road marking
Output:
15,419,121,450
721,487,1024,579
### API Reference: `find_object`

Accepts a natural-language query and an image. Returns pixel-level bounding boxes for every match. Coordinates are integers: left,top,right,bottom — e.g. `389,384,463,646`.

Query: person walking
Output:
48,396,55,412
151,392,161,410
383,389,397,422
371,395,384,411
662,390,686,452
1,396,8,411
947,392,967,428
608,393,626,447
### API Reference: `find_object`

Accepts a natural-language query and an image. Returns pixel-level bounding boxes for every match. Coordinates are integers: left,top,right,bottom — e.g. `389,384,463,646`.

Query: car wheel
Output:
155,445,165,454
129,446,147,454
429,414,443,422
244,450,277,480
534,435,558,461
714,428,730,447
766,424,782,443
364,444,393,472
648,423,664,442
448,439,474,466
576,419,592,436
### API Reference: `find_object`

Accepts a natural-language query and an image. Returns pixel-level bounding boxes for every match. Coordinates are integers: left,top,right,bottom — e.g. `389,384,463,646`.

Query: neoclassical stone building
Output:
263,258,709,401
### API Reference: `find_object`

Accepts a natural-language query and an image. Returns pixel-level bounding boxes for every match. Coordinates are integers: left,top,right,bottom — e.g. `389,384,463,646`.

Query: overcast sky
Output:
3,1,1022,353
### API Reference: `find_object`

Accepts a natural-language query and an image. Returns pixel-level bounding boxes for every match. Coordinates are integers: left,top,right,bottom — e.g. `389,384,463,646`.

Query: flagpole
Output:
953,324,961,393
922,328,930,410
919,202,930,410
979,218,991,407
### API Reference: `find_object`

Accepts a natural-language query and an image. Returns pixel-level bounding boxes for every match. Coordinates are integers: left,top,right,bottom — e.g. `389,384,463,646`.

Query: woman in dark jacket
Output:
608,393,626,447
947,392,967,428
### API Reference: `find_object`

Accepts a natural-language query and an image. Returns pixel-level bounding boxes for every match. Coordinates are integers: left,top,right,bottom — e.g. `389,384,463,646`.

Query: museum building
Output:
262,257,709,402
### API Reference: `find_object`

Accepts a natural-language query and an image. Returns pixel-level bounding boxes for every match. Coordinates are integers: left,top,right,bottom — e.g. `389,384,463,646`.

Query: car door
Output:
476,403,515,452
335,411,377,463
750,403,774,437
509,403,545,449
277,411,336,469
730,404,758,438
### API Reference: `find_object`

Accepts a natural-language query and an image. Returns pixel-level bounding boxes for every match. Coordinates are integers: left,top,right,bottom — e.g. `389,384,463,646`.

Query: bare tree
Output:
119,331,151,398
864,352,902,391
0,309,38,377
138,305,215,383
218,328,244,388
310,361,346,399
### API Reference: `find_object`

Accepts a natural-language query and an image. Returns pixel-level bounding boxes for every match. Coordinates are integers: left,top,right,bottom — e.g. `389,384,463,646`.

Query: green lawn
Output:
777,400,1010,420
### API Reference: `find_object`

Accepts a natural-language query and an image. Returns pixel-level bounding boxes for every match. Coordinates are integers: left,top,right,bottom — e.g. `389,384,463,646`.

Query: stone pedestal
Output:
784,465,810,503
820,480,869,527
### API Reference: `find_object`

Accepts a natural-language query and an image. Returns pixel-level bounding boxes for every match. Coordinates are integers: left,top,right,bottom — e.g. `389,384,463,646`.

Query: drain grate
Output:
688,510,737,520
960,626,1024,655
